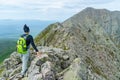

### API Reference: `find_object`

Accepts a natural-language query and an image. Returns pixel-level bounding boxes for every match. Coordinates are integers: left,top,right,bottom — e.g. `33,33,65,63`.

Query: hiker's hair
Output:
23,24,30,32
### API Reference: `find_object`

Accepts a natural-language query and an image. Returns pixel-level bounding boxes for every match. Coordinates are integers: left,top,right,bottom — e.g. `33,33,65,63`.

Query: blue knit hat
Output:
23,24,30,32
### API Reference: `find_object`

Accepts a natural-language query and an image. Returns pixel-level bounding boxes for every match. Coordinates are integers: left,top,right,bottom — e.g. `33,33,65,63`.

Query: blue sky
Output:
0,0,120,21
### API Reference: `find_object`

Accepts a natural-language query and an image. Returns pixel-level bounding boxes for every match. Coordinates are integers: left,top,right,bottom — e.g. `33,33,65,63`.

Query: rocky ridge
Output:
0,7,120,80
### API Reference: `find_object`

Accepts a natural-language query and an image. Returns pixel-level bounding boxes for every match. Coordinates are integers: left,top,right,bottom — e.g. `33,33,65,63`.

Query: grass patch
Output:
35,23,58,46
0,66,5,76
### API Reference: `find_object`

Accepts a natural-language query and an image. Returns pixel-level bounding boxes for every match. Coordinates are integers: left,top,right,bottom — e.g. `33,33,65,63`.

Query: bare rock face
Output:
0,7,120,80
0,46,71,80
1,52,21,79
41,61,55,80
63,58,82,80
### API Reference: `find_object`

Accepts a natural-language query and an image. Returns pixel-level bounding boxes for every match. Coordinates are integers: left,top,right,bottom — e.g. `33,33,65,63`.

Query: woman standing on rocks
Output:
18,24,40,78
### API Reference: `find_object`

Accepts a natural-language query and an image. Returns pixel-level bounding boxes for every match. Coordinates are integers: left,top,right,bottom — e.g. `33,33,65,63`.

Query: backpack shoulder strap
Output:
21,34,29,39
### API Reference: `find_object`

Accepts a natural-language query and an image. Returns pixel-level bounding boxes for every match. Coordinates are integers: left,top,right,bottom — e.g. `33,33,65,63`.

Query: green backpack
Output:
17,35,28,54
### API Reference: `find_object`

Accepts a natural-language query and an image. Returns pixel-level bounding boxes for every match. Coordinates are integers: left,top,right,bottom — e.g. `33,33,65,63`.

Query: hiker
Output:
17,24,40,78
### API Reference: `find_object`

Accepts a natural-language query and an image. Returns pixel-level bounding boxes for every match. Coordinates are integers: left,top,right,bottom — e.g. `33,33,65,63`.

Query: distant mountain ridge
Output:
0,7,120,80
0,20,55,39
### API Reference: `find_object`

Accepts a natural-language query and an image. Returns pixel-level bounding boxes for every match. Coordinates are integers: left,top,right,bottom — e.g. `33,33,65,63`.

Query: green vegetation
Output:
35,23,58,46
0,39,16,63
0,65,5,76
35,22,70,50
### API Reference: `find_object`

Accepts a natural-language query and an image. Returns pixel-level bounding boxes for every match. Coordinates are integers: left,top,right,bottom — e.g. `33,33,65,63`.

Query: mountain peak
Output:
83,7,95,11
83,7,109,11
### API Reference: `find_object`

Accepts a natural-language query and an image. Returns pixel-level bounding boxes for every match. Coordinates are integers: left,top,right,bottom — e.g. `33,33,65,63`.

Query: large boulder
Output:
63,58,82,80
2,52,21,79
27,54,49,80
3,52,21,70
41,61,55,80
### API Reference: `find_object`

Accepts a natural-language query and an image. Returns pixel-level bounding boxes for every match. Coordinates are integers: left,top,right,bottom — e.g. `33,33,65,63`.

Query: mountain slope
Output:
35,7,120,80
0,7,120,80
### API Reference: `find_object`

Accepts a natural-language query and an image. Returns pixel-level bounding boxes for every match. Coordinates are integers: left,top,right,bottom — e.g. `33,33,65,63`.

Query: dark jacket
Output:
21,34,38,52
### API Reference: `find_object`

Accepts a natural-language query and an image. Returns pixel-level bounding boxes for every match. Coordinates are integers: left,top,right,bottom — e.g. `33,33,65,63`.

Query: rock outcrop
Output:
0,46,72,80
0,7,120,80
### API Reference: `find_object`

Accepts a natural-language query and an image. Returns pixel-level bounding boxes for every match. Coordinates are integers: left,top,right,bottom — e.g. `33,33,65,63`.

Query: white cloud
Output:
90,0,120,11
0,0,119,21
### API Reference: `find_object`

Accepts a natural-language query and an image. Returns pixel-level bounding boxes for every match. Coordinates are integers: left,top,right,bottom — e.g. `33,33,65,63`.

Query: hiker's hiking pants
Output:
20,50,30,75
